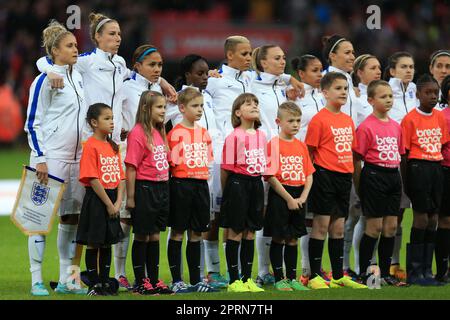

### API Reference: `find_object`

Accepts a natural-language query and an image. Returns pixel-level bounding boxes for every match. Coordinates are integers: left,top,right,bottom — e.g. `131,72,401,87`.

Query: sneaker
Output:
171,281,193,294
54,282,87,295
244,279,265,292
390,264,407,281
155,280,174,295
118,275,133,291
307,275,329,290
435,275,450,284
274,279,293,291
191,281,219,293
381,276,409,287
320,268,332,282
330,276,368,289
102,281,118,296
31,282,50,296
87,283,105,296
299,274,310,286
228,280,250,293
133,278,159,295
256,273,275,287
206,273,228,289
343,268,358,280
289,279,310,291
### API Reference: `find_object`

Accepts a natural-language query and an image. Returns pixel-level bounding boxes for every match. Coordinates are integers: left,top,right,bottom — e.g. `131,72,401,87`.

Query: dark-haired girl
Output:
77,103,125,295
401,74,449,286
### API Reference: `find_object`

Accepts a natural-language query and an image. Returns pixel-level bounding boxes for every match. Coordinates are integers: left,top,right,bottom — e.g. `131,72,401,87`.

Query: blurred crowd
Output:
0,0,448,143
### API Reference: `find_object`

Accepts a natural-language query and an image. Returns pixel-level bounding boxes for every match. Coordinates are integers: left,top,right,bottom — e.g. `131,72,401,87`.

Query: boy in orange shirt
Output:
305,72,367,289
401,74,449,286
264,102,313,291
166,87,217,293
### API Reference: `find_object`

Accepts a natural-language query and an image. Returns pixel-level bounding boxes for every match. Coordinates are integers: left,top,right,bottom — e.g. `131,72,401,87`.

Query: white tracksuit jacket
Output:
122,71,162,133
388,77,418,124
205,64,292,141
250,72,288,141
294,83,326,141
24,64,86,164
37,48,129,143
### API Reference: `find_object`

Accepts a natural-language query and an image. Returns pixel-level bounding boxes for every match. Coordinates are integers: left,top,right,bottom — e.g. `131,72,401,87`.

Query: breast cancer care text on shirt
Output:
331,125,353,164
100,153,121,185
416,127,443,155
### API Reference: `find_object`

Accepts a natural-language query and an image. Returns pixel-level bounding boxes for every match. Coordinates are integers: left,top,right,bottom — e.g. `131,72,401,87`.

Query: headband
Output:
431,51,450,66
329,38,347,57
137,47,157,62
354,54,373,71
95,18,112,34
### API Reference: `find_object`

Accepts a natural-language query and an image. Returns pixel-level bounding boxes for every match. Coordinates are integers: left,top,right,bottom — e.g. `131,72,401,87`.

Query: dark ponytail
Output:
383,51,413,81
291,54,318,71
322,34,346,64
86,103,119,153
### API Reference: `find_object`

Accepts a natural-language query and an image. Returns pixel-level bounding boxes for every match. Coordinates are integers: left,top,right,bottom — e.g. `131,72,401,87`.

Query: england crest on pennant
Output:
31,182,49,206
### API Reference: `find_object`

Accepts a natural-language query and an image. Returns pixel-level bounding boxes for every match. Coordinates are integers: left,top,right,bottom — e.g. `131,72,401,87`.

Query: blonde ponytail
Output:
41,20,71,60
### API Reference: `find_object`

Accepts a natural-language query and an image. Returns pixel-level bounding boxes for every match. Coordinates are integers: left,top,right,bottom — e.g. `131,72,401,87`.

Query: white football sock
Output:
300,234,311,276
57,223,77,284
29,235,46,285
200,238,205,278
353,216,366,274
114,222,131,278
256,230,271,277
204,240,220,274
392,225,402,265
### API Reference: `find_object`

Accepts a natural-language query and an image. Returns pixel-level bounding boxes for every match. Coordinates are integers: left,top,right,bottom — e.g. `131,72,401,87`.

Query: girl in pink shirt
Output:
125,91,173,295
220,93,267,293
353,80,408,286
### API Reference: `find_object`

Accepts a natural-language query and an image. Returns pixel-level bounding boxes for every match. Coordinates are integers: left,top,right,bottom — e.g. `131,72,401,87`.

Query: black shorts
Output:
308,165,352,218
220,173,264,233
77,188,123,246
406,160,443,214
439,166,450,217
359,163,402,218
131,180,169,235
264,185,307,239
169,177,210,232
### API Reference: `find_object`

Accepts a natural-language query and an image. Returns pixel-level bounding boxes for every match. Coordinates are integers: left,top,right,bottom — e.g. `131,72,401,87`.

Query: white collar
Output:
50,64,71,74
388,77,415,92
358,83,368,96
133,72,154,88
327,65,353,86
416,107,434,117
219,64,242,78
